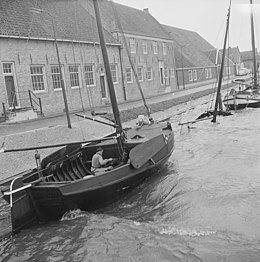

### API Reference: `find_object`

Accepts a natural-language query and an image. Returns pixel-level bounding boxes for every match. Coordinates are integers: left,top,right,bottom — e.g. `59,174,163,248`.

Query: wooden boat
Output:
182,0,232,125
0,0,174,233
223,0,260,110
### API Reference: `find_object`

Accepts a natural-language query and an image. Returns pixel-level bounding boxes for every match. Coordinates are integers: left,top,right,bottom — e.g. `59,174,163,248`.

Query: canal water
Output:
0,95,260,261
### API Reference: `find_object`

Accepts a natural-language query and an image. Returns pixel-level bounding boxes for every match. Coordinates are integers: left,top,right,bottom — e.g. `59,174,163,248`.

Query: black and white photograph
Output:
0,0,259,261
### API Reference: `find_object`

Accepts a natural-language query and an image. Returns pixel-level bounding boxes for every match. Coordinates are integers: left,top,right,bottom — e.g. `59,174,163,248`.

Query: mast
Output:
212,0,231,123
93,0,124,154
110,1,152,120
250,0,258,89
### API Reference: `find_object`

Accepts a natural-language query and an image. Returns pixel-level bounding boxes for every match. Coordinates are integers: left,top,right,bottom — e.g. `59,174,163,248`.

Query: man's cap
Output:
97,147,103,152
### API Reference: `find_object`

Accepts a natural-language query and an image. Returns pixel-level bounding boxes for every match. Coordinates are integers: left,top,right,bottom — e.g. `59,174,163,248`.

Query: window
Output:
188,70,193,81
142,41,148,54
137,66,144,81
69,65,80,88
226,66,231,75
193,70,197,81
153,41,158,54
209,68,212,78
147,67,153,80
84,64,95,86
130,38,136,54
30,66,46,91
110,64,118,83
162,43,167,55
205,68,209,79
3,63,12,74
51,65,64,90
164,67,169,78
126,67,132,83
170,67,175,78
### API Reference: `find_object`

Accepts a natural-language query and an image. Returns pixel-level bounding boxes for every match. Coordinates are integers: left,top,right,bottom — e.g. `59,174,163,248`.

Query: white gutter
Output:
0,34,121,47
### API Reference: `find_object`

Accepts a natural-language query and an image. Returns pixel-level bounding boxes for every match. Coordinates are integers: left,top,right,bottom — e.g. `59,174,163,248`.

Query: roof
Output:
163,24,215,68
0,0,117,44
240,49,259,61
206,49,235,66
99,1,172,40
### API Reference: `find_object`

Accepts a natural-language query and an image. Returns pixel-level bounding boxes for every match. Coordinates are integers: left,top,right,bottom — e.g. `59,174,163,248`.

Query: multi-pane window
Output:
164,67,169,78
226,66,231,75
209,68,212,78
110,64,118,83
130,38,136,53
84,64,95,86
193,70,197,81
30,66,45,91
69,65,80,88
188,70,193,81
147,67,152,80
137,66,144,81
162,43,167,55
51,66,63,90
205,68,209,79
170,67,175,78
153,41,158,54
142,41,148,54
3,63,12,74
126,67,132,83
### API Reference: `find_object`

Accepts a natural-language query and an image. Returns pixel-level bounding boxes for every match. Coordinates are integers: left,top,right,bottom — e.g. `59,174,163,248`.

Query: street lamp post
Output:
31,8,72,129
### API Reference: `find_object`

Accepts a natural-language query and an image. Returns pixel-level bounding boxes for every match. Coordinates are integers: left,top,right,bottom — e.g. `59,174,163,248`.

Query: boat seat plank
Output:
61,165,73,181
64,163,78,181
70,161,84,179
56,169,65,181
78,157,93,176
52,171,60,182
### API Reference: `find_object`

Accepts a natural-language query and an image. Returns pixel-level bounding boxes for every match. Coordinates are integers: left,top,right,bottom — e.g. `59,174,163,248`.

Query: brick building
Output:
0,0,177,119
164,25,237,89
79,1,177,100
241,49,260,72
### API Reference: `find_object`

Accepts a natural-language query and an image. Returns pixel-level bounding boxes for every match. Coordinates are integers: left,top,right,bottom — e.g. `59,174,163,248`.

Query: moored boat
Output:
223,0,260,110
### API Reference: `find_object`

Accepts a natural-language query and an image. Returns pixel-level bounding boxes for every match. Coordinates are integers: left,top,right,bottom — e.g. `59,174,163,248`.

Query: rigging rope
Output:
110,0,152,120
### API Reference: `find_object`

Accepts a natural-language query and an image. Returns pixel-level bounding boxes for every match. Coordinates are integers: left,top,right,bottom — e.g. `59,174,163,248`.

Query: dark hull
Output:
31,135,174,220
1,122,174,231
223,90,260,110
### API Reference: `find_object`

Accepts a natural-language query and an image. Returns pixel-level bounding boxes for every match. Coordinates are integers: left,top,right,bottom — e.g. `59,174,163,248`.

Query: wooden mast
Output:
93,0,124,154
212,0,231,123
250,0,258,89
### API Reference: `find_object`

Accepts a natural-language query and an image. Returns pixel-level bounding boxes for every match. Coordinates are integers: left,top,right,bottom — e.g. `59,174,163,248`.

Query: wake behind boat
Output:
0,0,174,233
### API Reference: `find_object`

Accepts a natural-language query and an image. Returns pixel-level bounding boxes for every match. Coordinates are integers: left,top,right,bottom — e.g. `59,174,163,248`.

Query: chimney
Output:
143,8,149,13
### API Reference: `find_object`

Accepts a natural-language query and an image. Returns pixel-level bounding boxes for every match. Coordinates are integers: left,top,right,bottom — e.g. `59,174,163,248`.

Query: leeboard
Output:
129,134,166,169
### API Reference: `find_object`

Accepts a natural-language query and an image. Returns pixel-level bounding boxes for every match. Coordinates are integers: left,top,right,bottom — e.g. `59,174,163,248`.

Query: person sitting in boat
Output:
91,147,113,173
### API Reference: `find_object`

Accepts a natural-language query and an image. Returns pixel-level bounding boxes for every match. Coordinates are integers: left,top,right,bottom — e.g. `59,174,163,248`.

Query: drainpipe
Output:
118,45,127,101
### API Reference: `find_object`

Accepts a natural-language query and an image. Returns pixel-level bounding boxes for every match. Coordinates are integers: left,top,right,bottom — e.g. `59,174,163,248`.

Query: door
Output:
5,76,18,108
159,61,164,85
100,75,107,98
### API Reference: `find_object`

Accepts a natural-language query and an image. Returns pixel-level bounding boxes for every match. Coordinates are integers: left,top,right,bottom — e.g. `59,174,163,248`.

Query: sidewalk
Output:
0,79,235,180
0,79,234,137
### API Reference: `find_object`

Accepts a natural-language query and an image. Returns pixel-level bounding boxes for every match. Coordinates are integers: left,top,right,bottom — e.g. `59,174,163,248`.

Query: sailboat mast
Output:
250,0,258,89
93,0,124,153
212,0,231,123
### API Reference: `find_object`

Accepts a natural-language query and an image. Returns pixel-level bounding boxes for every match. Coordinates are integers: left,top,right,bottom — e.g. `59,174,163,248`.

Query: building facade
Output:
0,0,177,119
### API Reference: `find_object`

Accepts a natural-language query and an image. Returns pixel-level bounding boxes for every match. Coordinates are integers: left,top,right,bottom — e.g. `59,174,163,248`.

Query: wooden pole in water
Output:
212,0,231,123
250,0,258,89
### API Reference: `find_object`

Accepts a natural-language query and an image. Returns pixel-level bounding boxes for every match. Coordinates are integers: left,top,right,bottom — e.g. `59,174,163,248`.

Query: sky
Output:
114,0,260,52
